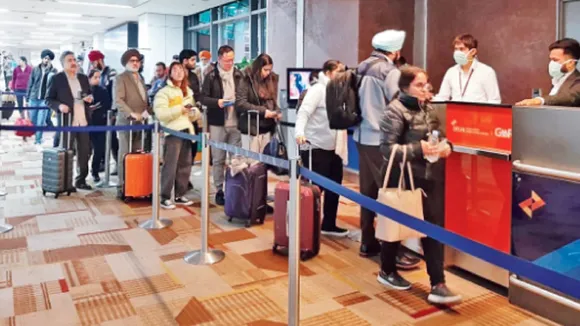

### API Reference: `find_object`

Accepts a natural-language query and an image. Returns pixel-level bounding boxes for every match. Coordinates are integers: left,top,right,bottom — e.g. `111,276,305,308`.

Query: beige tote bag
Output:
375,144,426,242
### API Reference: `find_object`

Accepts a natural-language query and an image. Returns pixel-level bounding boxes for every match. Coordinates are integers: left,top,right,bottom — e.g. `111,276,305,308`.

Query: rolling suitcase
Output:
224,110,268,227
121,120,153,202
42,113,74,199
1,94,15,120
272,144,322,260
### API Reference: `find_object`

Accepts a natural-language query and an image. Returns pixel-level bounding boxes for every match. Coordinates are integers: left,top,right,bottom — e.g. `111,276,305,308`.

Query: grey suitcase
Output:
42,113,74,198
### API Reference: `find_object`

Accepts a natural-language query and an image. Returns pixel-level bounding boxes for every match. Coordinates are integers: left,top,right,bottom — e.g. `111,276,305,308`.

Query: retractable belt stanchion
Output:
97,110,117,188
0,114,13,234
287,154,301,326
184,106,225,265
139,119,173,230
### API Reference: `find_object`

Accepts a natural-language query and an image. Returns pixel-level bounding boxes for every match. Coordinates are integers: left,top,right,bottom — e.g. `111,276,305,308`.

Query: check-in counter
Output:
434,101,513,287
509,105,580,325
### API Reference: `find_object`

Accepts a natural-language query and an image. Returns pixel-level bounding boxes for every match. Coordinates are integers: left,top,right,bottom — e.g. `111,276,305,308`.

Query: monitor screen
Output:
287,68,319,108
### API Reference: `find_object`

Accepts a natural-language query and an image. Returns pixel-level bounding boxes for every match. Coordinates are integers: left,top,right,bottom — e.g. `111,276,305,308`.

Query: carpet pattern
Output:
0,125,555,325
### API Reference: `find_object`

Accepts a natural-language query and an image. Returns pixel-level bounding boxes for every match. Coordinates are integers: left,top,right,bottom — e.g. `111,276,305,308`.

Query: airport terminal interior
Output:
1,0,579,325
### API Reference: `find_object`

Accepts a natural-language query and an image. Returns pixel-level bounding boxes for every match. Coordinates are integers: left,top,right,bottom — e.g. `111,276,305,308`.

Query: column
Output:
92,33,105,51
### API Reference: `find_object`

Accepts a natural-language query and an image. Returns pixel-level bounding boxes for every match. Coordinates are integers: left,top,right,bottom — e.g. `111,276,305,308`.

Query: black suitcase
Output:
1,94,15,120
42,113,74,198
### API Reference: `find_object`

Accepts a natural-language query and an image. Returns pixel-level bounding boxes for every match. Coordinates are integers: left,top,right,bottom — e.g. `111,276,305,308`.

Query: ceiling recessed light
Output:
0,9,9,13
57,0,131,9
0,21,38,26
46,12,82,18
44,18,100,25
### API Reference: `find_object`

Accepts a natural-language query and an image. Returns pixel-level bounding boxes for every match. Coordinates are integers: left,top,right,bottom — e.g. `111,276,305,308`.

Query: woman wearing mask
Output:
378,66,462,305
88,69,111,183
154,62,201,210
295,60,349,237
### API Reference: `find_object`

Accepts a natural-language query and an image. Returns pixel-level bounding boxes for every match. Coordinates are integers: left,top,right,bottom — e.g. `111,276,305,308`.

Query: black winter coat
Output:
235,71,280,136
201,64,244,127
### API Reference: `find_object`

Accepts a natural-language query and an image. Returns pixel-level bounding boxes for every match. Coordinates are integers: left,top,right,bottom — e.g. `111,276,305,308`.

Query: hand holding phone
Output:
223,99,235,107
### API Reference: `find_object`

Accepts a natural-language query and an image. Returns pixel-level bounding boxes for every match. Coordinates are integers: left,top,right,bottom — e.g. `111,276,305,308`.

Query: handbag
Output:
15,111,35,138
375,144,426,242
262,125,288,175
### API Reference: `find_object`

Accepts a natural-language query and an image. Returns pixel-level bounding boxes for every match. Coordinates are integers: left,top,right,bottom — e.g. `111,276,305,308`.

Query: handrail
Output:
453,145,511,161
513,160,580,182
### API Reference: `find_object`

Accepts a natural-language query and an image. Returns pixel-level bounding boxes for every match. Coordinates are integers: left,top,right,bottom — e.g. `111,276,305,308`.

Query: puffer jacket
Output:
379,93,445,182
153,79,200,136
235,68,280,136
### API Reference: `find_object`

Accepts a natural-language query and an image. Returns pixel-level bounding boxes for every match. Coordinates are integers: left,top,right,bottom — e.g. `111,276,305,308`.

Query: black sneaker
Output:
161,199,176,210
215,190,225,206
75,183,93,191
377,271,412,290
175,196,194,206
427,283,462,304
321,226,349,237
360,241,381,257
396,253,421,270
92,174,101,183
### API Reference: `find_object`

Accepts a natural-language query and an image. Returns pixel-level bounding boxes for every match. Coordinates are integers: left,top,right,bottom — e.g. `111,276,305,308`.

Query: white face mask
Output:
453,50,469,66
549,59,576,80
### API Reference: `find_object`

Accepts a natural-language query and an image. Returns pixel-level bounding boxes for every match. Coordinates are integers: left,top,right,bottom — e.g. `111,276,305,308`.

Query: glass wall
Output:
184,0,267,63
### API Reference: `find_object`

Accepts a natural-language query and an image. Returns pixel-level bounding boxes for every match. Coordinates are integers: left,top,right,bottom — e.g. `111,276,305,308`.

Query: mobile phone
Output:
184,103,194,109
223,100,235,107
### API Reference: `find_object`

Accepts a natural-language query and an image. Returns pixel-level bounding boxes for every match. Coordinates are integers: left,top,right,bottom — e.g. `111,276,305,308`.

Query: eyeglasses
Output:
129,59,140,63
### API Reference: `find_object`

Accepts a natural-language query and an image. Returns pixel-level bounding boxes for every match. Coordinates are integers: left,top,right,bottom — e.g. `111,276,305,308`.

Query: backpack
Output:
325,58,388,130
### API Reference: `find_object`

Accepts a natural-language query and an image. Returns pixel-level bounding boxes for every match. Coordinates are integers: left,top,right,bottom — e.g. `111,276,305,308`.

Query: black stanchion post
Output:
97,110,117,188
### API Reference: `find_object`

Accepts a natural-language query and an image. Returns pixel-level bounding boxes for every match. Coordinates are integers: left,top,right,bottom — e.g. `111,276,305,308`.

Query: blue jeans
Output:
28,99,49,144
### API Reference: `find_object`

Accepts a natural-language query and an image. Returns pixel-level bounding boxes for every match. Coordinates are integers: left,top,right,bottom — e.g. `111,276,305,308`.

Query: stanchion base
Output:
139,218,173,230
96,181,118,189
183,249,225,265
0,224,14,234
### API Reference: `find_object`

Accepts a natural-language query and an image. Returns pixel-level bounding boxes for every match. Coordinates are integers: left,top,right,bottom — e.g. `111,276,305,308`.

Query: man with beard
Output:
179,50,202,176
196,50,212,86
88,50,119,174
26,49,57,149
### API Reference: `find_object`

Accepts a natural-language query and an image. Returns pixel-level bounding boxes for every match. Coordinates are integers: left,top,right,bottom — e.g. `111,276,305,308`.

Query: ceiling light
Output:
0,21,38,26
30,32,55,36
0,42,16,47
46,12,82,18
44,18,100,25
22,40,62,45
0,9,9,13
57,0,131,9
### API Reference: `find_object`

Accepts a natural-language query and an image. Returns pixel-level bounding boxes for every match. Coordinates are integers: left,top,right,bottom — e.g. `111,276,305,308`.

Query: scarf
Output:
218,65,235,101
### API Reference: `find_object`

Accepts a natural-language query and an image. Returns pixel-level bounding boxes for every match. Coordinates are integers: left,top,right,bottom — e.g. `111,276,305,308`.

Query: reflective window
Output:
220,0,250,19
219,19,250,62
192,28,211,52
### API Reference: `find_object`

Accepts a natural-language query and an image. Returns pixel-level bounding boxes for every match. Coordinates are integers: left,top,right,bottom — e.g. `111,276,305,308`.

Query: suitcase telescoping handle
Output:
61,112,72,149
247,109,261,151
128,117,146,153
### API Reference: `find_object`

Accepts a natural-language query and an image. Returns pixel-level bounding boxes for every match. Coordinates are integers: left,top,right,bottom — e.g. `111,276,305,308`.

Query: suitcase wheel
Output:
272,244,278,254
228,217,233,223
54,193,59,199
300,251,310,261
124,197,132,203
245,220,251,228
42,190,46,196
67,191,71,196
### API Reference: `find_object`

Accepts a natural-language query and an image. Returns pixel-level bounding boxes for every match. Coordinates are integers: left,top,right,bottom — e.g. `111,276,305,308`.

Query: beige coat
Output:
113,70,150,125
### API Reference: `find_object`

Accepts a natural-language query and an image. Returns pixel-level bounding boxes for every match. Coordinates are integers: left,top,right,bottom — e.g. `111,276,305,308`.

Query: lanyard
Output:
458,69,474,99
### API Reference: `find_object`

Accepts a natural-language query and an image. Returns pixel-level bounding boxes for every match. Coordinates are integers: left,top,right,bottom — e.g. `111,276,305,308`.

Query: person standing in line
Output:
434,34,501,103
154,62,201,209
12,56,32,117
201,45,244,206
113,49,151,199
45,51,94,191
87,69,111,183
26,49,57,150
295,60,349,237
77,55,85,75
149,62,167,96
196,50,212,86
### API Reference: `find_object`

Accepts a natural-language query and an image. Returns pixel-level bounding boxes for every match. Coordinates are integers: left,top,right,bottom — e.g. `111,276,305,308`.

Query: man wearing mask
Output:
517,38,580,107
201,45,244,206
45,51,93,190
355,30,421,270
26,49,57,149
434,34,501,104
113,49,151,198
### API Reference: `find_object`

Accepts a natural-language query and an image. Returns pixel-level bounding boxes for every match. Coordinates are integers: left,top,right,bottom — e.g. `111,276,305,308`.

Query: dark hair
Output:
251,53,274,77
322,60,341,73
453,33,478,49
19,56,27,63
217,45,234,57
398,65,428,91
250,53,276,100
155,62,166,70
88,69,100,79
179,49,197,64
549,38,580,60
395,56,407,67
168,62,188,97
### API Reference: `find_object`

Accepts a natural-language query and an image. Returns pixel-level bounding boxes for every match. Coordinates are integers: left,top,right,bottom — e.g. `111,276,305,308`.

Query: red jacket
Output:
12,65,32,90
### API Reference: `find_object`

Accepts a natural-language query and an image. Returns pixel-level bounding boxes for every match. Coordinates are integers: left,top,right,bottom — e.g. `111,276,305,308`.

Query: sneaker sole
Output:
396,262,421,270
161,205,176,210
321,230,349,237
176,202,194,206
427,294,462,305
376,275,412,291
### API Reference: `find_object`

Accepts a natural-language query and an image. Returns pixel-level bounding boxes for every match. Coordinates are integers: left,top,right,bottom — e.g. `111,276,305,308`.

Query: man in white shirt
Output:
434,34,501,104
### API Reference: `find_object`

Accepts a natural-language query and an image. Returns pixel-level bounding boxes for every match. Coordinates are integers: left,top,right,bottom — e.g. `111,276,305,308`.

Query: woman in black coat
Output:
88,69,112,183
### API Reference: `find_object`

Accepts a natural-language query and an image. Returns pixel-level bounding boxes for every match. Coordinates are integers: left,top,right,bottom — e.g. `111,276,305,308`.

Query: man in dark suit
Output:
517,38,580,107
45,50,94,191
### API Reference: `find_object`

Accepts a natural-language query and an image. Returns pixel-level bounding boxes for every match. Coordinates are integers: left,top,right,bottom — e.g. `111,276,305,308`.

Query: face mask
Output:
453,50,469,66
549,59,576,79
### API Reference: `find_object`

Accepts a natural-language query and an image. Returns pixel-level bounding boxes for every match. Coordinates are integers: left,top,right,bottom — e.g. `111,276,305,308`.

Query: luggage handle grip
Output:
128,118,146,153
61,112,72,149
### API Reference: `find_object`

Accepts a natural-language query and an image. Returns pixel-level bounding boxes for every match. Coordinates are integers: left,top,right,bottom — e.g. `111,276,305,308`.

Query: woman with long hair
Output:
153,62,201,210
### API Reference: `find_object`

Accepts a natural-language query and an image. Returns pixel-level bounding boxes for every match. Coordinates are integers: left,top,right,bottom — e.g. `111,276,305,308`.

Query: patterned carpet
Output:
0,124,556,325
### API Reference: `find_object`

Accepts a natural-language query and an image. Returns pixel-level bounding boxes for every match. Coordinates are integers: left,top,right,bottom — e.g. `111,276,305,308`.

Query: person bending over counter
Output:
517,38,580,107
434,33,501,104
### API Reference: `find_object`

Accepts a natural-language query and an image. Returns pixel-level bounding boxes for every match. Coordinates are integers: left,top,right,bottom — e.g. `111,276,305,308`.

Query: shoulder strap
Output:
382,144,407,189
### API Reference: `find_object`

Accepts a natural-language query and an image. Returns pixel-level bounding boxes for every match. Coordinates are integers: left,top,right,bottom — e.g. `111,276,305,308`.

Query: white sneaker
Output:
175,196,194,206
160,199,176,210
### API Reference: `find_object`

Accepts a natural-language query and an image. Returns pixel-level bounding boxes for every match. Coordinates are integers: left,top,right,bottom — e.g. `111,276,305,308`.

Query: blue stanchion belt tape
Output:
0,106,50,111
208,139,290,171
0,91,27,96
0,124,153,133
299,167,580,300
160,126,202,142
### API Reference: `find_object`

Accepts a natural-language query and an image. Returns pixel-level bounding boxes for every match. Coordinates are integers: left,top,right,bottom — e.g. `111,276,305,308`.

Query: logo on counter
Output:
494,128,512,139
519,191,546,219
450,120,490,136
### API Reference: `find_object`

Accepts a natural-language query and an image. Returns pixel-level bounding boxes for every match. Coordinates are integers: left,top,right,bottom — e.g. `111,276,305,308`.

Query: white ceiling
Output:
0,0,229,49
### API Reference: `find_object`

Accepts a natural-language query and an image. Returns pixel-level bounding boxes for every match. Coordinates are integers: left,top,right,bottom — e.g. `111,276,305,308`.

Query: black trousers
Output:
62,130,91,186
380,178,446,286
356,143,385,246
191,123,200,163
300,148,344,230
90,132,106,177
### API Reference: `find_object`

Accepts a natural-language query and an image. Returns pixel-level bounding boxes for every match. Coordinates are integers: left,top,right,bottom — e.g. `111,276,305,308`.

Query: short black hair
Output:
549,38,580,60
322,59,341,73
88,69,100,79
179,49,197,63
155,62,166,70
217,45,234,57
19,56,27,63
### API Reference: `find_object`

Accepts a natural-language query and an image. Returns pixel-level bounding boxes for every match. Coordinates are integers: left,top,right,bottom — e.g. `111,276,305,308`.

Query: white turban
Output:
372,30,406,53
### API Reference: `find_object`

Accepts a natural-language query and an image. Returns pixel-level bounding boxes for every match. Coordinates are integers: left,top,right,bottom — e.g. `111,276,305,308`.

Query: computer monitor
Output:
287,68,319,108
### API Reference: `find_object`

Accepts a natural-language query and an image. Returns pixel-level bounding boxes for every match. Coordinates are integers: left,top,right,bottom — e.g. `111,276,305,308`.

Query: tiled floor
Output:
0,125,556,326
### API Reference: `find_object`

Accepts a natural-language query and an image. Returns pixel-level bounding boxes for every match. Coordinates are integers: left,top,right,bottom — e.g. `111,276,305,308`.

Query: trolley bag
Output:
121,119,153,202
272,143,321,261
1,94,15,120
224,110,268,227
42,113,74,199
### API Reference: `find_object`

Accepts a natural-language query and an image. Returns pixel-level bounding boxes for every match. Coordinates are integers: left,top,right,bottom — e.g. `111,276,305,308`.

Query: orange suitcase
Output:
122,121,153,202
